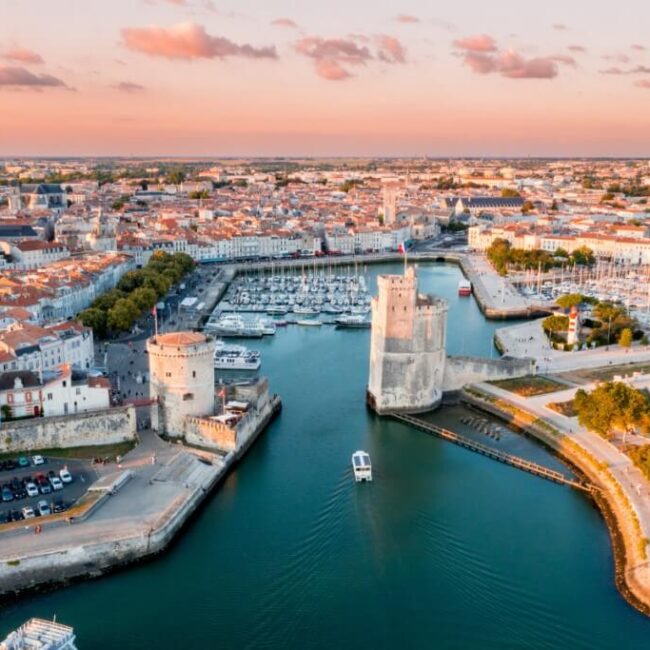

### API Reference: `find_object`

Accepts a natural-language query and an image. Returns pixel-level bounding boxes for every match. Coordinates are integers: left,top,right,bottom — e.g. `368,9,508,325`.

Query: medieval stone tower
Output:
367,267,448,414
147,331,216,436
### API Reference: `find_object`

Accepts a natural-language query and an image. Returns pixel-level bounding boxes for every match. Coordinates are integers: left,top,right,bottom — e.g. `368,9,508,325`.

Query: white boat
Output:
458,279,472,296
351,450,372,482
1,618,77,650
297,319,322,327
214,343,261,370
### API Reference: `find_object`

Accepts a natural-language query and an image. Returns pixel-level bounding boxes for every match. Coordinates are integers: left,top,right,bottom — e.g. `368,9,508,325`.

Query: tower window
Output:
183,393,194,401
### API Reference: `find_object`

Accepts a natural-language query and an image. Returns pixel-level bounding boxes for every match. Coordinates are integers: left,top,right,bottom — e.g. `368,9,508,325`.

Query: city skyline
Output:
1,0,650,157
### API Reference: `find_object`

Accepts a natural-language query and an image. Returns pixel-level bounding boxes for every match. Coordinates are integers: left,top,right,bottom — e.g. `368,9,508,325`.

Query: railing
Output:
392,413,596,493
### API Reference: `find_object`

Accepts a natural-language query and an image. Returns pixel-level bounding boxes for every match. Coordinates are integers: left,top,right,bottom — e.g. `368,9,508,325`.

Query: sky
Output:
0,0,649,157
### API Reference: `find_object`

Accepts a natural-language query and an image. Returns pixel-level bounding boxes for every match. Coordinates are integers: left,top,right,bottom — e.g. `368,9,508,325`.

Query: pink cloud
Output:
636,80,650,89
498,51,557,78
632,44,646,52
453,34,497,53
568,45,587,53
376,35,406,64
395,14,419,24
2,47,44,65
552,23,568,31
271,18,299,29
111,81,146,92
316,60,351,81
600,65,650,75
458,48,558,79
0,65,70,89
121,22,277,60
603,53,631,64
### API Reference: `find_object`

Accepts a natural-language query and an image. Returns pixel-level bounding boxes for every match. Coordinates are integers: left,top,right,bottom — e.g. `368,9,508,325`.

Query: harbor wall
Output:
0,394,281,599
443,356,534,392
0,406,137,453
461,387,650,617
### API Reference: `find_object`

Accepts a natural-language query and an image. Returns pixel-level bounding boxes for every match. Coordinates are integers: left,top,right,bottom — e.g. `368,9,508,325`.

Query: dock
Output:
391,413,596,493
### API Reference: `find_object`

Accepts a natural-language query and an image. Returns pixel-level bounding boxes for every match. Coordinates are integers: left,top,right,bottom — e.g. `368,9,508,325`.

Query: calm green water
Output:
3,262,650,649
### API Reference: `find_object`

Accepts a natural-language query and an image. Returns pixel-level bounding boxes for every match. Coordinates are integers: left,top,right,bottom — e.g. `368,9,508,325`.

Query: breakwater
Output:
461,386,650,617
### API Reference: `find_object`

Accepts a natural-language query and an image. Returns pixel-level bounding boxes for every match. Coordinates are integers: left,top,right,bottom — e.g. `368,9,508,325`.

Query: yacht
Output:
212,315,264,338
335,314,370,329
214,343,261,370
297,319,322,327
0,618,77,649
351,450,372,482
293,305,321,315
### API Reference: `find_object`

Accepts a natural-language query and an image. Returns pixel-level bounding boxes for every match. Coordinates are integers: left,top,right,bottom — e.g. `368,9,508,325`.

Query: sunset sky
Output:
1,0,649,157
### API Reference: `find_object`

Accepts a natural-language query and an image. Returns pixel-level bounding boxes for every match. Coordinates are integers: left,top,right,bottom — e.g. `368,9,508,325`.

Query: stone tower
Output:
147,331,216,436
382,178,399,224
367,267,448,414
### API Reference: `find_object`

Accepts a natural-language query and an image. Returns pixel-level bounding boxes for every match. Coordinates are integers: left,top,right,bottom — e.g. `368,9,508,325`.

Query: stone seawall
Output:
0,396,281,599
0,406,137,453
461,387,650,617
443,356,534,392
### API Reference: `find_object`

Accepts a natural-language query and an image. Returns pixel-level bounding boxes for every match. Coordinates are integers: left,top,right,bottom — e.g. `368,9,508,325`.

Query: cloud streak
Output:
111,81,146,92
0,65,71,89
271,18,299,29
2,47,44,65
452,34,497,53
121,22,277,60
295,34,406,80
395,14,419,24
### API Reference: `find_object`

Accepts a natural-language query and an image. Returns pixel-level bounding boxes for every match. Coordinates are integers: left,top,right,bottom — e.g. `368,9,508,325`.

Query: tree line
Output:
487,239,595,275
77,251,194,338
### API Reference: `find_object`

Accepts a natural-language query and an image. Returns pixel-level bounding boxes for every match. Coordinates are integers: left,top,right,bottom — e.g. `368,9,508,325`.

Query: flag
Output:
397,242,406,254
151,306,157,317
218,388,226,398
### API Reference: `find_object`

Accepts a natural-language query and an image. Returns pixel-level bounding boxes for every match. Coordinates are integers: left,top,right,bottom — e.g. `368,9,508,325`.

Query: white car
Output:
22,506,35,519
25,482,39,498
37,500,51,516
59,469,72,484
50,476,63,491
31,455,45,466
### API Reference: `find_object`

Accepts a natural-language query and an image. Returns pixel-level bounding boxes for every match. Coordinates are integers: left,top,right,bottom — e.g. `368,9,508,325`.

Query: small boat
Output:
335,314,371,329
297,319,322,327
458,279,472,296
351,450,372,482
0,618,78,649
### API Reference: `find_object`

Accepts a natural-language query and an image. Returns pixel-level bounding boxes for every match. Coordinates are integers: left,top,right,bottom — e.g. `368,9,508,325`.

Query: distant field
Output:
490,376,565,397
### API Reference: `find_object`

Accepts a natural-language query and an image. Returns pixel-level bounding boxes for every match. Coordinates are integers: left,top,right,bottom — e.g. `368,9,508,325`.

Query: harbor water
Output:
3,262,650,649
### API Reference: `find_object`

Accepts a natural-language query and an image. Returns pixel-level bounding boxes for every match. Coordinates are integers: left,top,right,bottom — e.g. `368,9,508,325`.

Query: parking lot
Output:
0,456,97,524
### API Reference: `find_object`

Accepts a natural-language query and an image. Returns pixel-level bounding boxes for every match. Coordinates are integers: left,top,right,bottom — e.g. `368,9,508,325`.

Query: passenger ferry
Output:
351,450,372,482
458,279,472,296
0,618,77,649
335,314,370,329
214,342,261,370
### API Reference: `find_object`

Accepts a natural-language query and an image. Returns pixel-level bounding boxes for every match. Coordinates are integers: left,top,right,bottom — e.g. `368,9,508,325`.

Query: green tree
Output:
542,314,569,333
556,294,585,309
521,200,534,213
574,382,650,440
619,327,633,348
500,188,521,198
92,288,127,312
107,298,140,332
77,308,108,338
130,287,158,311
569,246,595,266
117,270,144,293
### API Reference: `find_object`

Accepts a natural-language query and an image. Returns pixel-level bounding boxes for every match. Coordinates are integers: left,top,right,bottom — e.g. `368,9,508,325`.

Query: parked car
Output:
22,506,35,519
38,480,52,495
37,500,51,516
59,469,72,484
50,477,63,491
52,500,68,514
17,457,29,468
9,509,24,522
31,455,45,466
25,482,39,498
1,486,13,503
3,459,16,471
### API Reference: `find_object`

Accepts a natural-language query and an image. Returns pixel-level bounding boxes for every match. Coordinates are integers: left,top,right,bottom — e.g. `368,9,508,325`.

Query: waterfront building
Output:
147,331,216,436
367,267,448,413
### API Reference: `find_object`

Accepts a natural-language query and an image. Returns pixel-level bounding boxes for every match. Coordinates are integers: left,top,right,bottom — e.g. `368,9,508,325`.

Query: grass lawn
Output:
490,375,565,397
547,400,577,418
0,440,137,462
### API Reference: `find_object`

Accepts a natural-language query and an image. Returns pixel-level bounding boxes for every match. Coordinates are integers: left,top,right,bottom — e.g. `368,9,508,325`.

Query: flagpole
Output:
154,307,158,338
